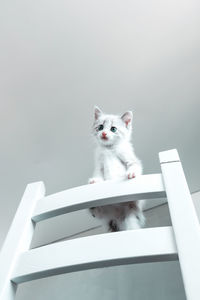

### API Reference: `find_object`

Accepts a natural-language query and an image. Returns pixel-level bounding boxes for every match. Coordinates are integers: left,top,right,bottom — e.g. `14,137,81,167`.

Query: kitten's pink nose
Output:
102,132,107,138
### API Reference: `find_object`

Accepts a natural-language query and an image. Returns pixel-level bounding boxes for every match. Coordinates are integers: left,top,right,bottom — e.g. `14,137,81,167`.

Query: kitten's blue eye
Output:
111,126,117,133
98,124,104,131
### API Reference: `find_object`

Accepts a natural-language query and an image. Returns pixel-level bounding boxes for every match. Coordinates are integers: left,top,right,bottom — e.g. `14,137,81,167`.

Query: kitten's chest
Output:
101,150,126,180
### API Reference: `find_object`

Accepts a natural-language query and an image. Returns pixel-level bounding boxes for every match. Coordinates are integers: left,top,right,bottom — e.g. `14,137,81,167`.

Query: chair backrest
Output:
0,149,199,300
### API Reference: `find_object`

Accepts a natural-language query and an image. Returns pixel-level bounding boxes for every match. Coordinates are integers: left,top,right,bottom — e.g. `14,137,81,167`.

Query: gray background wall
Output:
0,0,200,299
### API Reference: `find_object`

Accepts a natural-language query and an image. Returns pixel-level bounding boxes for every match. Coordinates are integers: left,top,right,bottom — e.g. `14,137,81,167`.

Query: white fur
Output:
89,107,145,232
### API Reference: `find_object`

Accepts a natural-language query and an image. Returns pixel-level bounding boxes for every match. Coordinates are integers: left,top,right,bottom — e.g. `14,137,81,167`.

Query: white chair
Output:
0,149,200,300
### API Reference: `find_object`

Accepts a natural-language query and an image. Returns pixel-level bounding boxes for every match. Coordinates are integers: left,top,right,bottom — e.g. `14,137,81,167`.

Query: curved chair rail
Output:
11,226,177,284
32,173,166,222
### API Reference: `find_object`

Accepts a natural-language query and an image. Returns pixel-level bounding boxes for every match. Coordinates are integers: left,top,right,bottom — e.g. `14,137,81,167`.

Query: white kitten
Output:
89,106,145,232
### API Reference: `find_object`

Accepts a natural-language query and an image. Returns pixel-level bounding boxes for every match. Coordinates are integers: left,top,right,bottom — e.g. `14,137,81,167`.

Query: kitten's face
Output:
92,107,132,147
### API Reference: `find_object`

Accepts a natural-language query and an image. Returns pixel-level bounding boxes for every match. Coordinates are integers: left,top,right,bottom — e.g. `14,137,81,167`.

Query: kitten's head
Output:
92,106,133,147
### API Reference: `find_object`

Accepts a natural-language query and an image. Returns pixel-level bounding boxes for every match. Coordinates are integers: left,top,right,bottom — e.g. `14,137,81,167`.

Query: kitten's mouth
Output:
101,136,108,140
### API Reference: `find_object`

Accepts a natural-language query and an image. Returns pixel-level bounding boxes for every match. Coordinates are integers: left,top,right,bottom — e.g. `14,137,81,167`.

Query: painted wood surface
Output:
159,149,200,300
12,226,177,284
0,182,45,300
33,174,166,222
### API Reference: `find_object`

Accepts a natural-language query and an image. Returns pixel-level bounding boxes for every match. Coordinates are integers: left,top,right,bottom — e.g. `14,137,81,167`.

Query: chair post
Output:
159,149,200,300
0,182,45,300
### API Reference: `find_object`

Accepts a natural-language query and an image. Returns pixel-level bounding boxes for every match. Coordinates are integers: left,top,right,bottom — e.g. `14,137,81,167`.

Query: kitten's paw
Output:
90,207,96,217
127,172,136,179
88,177,103,184
89,207,102,218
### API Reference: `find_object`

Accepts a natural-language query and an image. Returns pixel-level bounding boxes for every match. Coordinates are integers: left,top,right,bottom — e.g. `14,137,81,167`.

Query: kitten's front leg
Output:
126,162,142,180
88,165,104,216
117,145,142,180
88,175,103,216
88,162,104,184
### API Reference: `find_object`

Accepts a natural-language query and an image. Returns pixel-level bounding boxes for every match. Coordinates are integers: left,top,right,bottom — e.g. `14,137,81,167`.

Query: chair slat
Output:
12,226,177,284
33,174,166,222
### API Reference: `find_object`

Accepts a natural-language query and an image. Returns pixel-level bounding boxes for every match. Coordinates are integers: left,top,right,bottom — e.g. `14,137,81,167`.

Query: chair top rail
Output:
11,226,177,284
32,174,166,222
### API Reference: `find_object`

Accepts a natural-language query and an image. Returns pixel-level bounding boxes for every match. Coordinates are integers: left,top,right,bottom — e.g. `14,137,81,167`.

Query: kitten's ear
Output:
94,106,103,120
121,111,133,127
